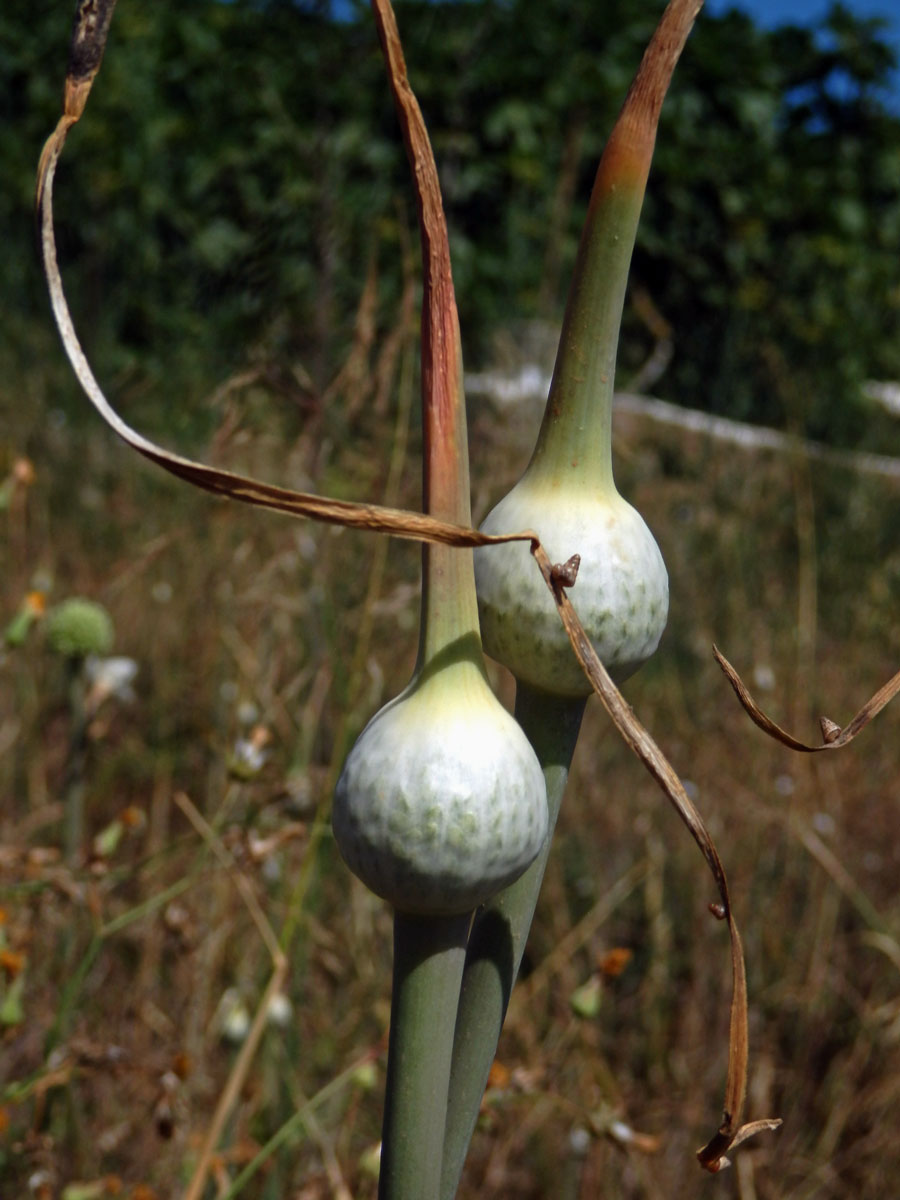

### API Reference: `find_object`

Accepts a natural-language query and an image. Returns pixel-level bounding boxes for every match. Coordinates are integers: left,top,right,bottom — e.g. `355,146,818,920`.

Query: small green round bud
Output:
46,598,114,659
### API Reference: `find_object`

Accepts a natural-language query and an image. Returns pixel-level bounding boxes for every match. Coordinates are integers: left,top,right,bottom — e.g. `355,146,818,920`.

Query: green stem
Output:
525,128,648,496
64,657,87,866
527,180,642,494
380,909,472,1200
525,0,699,495
440,687,585,1199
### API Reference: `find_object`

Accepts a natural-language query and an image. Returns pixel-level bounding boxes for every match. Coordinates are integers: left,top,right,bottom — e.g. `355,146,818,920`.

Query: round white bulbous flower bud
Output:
333,664,548,916
475,483,668,697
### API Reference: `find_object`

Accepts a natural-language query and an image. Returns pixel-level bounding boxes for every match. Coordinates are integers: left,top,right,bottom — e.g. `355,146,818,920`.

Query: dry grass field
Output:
3,338,900,1198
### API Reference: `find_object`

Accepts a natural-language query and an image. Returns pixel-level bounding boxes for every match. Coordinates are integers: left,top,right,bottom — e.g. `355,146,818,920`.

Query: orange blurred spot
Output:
104,1177,124,1195
130,1186,159,1200
172,1051,191,1080
599,947,633,977
250,724,272,749
120,806,145,829
13,458,35,486
0,907,7,925
0,949,25,977
25,591,47,615
0,1106,10,1134
487,1059,511,1089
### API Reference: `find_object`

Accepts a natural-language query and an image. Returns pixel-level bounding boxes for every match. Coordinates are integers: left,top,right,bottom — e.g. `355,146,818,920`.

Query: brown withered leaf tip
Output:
820,717,842,743
714,645,900,753
36,2,531,556
68,0,119,84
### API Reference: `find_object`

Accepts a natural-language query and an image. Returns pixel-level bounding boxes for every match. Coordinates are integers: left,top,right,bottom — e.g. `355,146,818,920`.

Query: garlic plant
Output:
333,557,548,1197
40,0,774,1192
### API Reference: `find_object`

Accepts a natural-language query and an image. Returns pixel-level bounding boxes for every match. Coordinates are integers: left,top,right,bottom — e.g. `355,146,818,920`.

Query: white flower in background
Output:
266,991,293,1027
228,724,271,780
84,655,139,707
236,699,259,727
752,663,776,692
215,987,251,1044
151,579,173,604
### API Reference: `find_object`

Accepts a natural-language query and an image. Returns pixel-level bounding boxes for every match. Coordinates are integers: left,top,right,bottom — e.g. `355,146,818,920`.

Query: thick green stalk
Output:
526,0,700,496
380,910,472,1200
440,687,585,1199
527,179,643,496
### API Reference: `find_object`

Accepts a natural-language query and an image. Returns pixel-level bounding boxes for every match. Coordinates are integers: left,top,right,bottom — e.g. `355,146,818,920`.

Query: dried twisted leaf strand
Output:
36,0,527,554
37,122,529,554
531,546,782,1171
714,646,900,753
372,0,463,499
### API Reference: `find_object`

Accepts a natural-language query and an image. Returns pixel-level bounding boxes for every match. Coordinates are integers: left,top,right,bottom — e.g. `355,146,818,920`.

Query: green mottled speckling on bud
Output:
333,647,548,916
46,597,114,659
475,482,668,698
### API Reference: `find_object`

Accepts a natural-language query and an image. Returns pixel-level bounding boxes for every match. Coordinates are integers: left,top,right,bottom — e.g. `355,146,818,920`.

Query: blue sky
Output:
705,0,898,32
710,1,897,74
705,0,900,102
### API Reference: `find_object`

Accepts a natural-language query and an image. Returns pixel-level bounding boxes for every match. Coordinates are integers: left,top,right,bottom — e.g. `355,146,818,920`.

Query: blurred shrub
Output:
3,0,898,442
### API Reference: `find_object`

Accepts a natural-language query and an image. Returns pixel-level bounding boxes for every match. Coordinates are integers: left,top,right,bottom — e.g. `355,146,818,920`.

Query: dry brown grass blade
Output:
371,0,470,532
174,792,291,1200
714,645,900,753
531,543,782,1171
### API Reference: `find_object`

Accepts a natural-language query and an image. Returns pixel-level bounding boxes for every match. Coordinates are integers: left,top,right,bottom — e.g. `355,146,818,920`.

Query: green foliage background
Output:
3,0,900,443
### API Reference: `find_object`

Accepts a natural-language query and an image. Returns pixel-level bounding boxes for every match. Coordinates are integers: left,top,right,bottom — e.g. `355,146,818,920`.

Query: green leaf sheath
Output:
529,179,643,495
440,687,586,1199
379,910,472,1200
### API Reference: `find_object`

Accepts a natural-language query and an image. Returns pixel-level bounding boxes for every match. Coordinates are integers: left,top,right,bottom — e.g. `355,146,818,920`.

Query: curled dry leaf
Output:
531,543,781,1170
714,646,900,753
35,2,530,558
371,0,462,488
